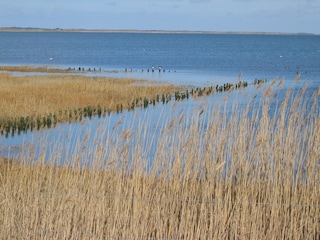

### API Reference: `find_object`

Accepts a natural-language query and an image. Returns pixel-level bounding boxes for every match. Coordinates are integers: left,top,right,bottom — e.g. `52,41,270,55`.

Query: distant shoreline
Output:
0,27,317,35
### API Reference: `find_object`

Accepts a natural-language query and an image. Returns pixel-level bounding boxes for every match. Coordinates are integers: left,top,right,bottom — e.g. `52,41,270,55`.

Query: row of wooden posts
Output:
67,66,166,73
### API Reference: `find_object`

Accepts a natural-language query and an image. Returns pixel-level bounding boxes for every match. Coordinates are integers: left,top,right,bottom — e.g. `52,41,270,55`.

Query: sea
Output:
1,32,320,87
0,32,319,163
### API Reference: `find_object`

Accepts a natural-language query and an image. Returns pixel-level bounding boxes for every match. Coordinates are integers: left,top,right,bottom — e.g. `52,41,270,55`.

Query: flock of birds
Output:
50,55,307,76
125,65,171,73
49,57,171,73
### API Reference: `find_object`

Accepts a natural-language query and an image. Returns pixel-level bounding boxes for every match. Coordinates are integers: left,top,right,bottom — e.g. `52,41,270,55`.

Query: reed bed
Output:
0,69,254,136
0,78,319,239
0,65,74,73
0,72,181,129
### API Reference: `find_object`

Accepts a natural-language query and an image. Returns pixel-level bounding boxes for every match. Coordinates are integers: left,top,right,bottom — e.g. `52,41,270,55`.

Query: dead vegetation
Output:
0,77,319,239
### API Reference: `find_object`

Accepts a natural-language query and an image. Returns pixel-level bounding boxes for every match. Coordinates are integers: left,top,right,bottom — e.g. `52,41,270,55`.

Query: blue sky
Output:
0,0,319,34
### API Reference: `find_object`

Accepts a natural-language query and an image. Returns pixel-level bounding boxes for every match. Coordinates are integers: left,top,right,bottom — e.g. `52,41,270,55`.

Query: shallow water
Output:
2,80,316,166
0,84,247,161
1,32,319,84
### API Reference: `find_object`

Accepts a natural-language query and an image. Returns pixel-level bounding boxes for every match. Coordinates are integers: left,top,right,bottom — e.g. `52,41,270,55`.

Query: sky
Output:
0,0,319,34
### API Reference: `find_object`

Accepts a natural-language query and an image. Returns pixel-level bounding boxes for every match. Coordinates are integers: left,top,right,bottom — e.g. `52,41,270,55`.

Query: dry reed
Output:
0,65,73,73
0,78,319,239
0,71,181,122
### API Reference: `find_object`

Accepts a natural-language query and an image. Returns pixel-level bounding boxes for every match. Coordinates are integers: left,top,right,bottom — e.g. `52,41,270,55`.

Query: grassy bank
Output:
0,79,319,239
0,65,74,73
0,70,181,120
0,69,183,133
0,67,253,136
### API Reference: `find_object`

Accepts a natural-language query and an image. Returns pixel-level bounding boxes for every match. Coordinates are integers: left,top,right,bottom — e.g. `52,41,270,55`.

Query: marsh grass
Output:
0,77,319,239
0,68,250,136
0,72,180,119
0,71,182,133
0,65,74,73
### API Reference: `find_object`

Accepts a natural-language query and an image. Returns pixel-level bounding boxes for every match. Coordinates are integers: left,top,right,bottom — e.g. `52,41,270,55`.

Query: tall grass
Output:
0,72,181,121
0,70,250,136
0,65,73,73
0,79,319,239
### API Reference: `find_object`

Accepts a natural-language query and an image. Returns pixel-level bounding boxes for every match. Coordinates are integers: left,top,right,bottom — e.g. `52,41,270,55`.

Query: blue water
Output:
1,32,320,86
0,32,319,164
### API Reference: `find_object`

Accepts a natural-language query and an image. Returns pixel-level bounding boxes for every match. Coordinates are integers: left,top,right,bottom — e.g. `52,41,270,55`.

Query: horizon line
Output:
0,27,318,35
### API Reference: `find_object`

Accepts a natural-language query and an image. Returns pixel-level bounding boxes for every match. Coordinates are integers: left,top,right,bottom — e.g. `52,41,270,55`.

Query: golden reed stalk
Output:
0,74,319,239
0,70,181,122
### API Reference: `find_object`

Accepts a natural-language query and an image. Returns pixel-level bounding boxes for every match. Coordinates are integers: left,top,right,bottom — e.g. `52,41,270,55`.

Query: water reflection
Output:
0,78,318,176
0,86,242,163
